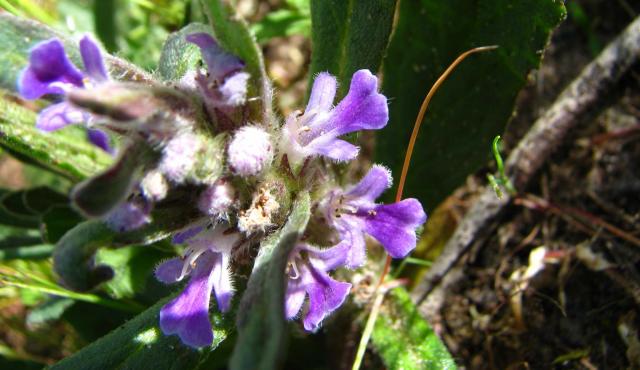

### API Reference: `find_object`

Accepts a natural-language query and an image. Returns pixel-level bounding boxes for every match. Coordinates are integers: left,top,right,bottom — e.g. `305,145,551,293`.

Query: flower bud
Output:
159,132,201,183
227,126,273,177
198,180,235,217
141,170,169,201
105,201,151,232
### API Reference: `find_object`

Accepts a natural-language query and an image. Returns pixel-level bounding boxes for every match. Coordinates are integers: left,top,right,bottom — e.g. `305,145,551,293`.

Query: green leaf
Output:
308,0,397,97
0,244,54,260
376,0,566,210
26,297,75,326
70,141,155,217
230,192,311,370
49,296,233,370
0,224,41,247
157,23,212,82
95,244,173,300
41,205,84,244
0,97,113,181
53,220,116,291
251,9,311,43
372,288,456,370
200,0,272,122
0,12,151,93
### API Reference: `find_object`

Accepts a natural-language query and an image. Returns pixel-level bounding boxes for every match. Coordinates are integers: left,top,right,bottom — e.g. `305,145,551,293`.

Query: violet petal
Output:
155,257,184,284
336,217,367,269
210,252,233,312
159,252,217,348
345,165,392,204
18,39,84,100
304,242,351,272
364,199,427,258
324,69,388,136
186,33,244,81
35,102,85,132
306,72,337,114
87,128,112,153
172,225,205,245
308,137,359,162
303,264,351,331
285,279,306,319
79,36,108,82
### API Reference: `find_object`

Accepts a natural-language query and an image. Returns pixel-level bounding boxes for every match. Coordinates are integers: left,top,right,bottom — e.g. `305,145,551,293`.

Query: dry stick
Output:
412,15,640,306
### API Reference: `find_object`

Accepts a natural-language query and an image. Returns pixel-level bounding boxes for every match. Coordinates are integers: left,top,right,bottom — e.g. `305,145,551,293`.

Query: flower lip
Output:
280,69,389,164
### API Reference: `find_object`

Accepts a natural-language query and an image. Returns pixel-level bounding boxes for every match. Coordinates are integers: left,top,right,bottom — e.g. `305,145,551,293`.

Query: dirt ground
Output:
424,1,640,368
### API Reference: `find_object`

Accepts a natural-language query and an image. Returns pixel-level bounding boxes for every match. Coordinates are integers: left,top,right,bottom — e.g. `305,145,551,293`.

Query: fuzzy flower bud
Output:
227,126,273,177
158,132,201,183
198,180,235,217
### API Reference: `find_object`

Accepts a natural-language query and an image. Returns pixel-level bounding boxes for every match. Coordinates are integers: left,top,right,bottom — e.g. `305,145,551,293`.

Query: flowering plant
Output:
0,0,565,369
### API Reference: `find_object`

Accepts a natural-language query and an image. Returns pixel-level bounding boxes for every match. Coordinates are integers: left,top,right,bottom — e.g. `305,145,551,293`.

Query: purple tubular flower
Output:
17,36,111,151
280,70,388,165
323,165,427,268
186,33,249,108
285,243,352,331
155,225,238,348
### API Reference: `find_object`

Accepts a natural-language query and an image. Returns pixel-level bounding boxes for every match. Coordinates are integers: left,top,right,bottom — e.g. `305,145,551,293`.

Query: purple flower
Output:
322,165,426,268
17,36,112,152
285,242,352,331
279,70,388,166
155,224,239,348
186,33,249,110
105,200,151,232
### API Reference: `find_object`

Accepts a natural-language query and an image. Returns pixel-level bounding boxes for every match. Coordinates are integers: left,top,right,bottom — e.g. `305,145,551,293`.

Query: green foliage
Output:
71,142,154,217
157,23,212,81
26,297,75,326
49,296,234,370
95,244,173,300
230,192,311,370
0,97,112,181
308,0,397,98
52,220,117,291
251,0,311,43
372,288,457,370
376,0,566,210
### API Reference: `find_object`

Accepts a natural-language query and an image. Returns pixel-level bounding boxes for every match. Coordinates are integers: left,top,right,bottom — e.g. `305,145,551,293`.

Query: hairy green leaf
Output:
157,23,212,82
230,192,311,370
49,295,233,370
377,0,566,210
372,288,456,370
308,0,397,98
0,98,112,181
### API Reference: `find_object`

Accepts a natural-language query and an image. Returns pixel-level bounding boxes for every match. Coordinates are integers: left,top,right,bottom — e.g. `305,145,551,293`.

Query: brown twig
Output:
413,16,640,306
